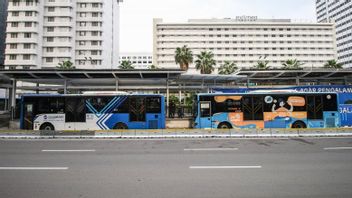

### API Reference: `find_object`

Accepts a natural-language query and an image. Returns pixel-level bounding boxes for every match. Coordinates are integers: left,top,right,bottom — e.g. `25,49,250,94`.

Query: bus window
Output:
113,98,129,113
146,97,161,113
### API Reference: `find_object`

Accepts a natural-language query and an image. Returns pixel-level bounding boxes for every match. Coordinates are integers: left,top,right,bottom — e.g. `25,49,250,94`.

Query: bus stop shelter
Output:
1,68,352,118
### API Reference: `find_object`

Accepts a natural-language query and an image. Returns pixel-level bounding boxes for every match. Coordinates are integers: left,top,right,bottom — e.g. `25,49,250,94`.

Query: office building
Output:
119,52,153,69
5,0,122,69
0,0,8,67
316,0,352,67
153,18,337,73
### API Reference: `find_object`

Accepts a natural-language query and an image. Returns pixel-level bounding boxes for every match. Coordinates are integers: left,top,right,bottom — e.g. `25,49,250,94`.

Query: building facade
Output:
316,0,352,68
4,0,122,70
119,52,153,69
0,0,9,67
153,18,337,73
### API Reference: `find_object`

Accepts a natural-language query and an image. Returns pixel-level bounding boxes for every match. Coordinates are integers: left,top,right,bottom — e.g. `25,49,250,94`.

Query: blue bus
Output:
20,92,165,130
194,91,340,129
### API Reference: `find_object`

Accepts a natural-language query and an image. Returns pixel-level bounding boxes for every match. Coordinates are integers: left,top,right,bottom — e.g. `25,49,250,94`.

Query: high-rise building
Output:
4,0,122,70
316,0,352,67
0,0,8,67
119,52,153,69
153,18,337,73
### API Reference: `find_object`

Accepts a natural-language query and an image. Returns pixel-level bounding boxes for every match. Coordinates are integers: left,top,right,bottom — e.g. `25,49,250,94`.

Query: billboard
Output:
213,85,352,127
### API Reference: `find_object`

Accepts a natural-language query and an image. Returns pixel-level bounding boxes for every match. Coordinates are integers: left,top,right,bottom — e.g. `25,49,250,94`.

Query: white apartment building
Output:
316,0,352,67
119,52,153,69
153,18,337,73
4,0,122,70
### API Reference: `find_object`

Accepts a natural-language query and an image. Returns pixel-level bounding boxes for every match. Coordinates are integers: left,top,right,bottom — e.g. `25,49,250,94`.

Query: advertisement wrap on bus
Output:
212,85,352,127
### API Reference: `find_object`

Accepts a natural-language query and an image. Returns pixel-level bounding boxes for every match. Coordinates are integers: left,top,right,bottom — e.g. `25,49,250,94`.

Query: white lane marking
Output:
184,148,238,151
324,147,352,150
190,166,262,169
41,149,96,152
0,167,68,170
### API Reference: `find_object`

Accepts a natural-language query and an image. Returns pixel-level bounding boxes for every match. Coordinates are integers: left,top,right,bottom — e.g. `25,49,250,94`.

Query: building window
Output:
91,31,99,36
47,37,54,42
48,7,55,12
92,12,99,17
47,17,55,22
46,57,53,63
80,22,86,27
23,54,31,60
25,11,33,16
47,27,54,32
12,12,19,17
10,33,18,38
79,31,86,36
25,22,32,27
26,0,33,6
46,47,54,52
9,44,17,49
92,22,99,27
80,12,86,17
11,22,18,27
9,55,17,60
91,41,98,46
92,3,99,8
23,43,31,49
80,3,87,8
79,41,86,46
24,33,31,38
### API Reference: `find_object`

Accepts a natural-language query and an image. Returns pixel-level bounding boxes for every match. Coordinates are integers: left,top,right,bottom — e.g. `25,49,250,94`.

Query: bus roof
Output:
199,91,338,96
20,93,164,97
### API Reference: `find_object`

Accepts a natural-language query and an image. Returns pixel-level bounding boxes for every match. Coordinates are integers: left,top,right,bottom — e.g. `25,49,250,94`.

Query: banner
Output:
213,85,352,127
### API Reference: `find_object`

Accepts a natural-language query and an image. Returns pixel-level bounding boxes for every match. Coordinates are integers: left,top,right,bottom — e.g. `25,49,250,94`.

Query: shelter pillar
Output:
36,83,39,94
10,80,16,120
166,80,169,118
64,80,67,94
115,79,119,91
296,77,300,86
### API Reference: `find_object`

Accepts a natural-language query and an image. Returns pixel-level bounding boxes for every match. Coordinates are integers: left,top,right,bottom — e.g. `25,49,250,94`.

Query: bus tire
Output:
218,122,232,129
114,122,128,130
40,123,55,131
292,121,307,129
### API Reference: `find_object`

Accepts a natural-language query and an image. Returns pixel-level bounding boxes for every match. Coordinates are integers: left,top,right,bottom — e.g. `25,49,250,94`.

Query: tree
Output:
148,64,158,70
57,60,75,70
253,56,270,70
195,51,216,74
119,60,134,69
324,59,343,69
175,45,193,71
282,59,304,69
218,61,238,75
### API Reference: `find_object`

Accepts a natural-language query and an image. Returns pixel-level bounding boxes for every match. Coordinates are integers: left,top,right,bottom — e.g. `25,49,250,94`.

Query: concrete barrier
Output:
1,128,352,139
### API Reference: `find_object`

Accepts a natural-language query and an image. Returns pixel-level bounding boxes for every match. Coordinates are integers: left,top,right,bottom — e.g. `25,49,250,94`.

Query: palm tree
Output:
57,60,75,69
195,51,216,74
253,56,270,70
218,61,238,75
148,64,158,70
175,45,193,71
282,59,304,69
324,59,343,69
119,60,134,69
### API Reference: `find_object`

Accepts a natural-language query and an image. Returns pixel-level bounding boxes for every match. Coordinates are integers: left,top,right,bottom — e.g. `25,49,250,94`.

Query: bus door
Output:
23,102,34,130
199,101,212,128
65,97,86,130
129,97,146,129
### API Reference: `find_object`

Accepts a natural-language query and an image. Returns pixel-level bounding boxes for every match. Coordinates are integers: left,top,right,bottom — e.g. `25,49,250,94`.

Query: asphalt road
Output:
1,138,352,198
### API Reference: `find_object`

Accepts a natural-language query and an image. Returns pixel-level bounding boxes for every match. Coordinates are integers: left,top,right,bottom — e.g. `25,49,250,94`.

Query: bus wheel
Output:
40,123,55,131
114,122,128,130
218,122,232,129
292,121,307,129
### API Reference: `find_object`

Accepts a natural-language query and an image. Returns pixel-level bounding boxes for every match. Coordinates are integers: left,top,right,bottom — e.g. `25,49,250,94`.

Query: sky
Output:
119,0,317,53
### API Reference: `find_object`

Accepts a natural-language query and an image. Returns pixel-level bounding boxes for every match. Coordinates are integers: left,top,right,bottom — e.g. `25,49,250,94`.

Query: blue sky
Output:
119,0,317,53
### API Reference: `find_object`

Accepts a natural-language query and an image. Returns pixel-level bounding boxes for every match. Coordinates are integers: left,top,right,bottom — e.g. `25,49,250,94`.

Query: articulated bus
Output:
20,92,165,130
194,92,340,129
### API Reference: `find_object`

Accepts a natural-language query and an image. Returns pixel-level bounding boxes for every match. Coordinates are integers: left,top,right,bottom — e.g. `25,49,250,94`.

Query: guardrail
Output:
1,128,352,139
